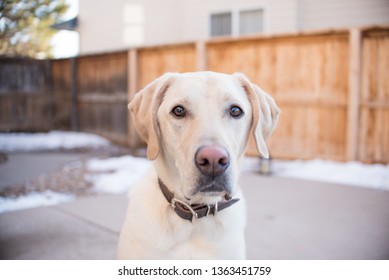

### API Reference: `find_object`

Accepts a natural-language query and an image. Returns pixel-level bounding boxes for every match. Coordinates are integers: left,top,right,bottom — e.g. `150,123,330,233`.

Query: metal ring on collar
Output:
171,198,198,220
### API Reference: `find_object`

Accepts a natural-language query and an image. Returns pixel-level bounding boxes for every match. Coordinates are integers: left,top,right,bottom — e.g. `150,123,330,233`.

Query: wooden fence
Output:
0,58,52,131
74,52,129,145
207,31,350,161
0,27,388,163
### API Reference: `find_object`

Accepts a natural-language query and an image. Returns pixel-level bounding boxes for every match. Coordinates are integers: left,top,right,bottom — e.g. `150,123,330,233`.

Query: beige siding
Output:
78,0,125,54
78,0,183,54
264,0,299,34
300,0,389,31
143,0,184,45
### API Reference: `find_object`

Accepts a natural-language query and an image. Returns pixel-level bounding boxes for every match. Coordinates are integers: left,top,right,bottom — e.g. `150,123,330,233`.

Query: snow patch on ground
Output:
0,191,74,214
243,157,389,191
0,131,110,152
85,155,150,194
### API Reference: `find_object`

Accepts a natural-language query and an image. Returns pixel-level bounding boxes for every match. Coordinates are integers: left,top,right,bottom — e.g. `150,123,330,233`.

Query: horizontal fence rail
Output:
0,27,388,163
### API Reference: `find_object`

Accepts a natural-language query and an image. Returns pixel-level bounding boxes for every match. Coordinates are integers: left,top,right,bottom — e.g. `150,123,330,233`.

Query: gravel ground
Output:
0,159,92,197
0,146,146,198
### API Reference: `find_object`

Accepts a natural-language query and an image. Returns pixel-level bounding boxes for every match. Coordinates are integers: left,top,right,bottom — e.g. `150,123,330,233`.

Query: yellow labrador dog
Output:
117,71,280,259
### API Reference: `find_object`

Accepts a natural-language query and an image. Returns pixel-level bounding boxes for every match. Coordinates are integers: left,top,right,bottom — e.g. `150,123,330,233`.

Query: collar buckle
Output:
171,197,198,221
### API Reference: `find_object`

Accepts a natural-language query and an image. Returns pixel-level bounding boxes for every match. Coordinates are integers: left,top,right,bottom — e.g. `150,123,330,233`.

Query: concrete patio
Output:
1,172,389,260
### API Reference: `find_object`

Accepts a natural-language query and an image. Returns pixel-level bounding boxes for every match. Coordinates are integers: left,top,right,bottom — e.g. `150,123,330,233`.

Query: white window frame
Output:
238,8,265,36
209,6,266,38
209,11,233,37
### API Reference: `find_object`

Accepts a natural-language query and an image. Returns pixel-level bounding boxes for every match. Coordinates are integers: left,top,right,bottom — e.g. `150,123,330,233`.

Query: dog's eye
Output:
230,105,244,118
171,105,186,118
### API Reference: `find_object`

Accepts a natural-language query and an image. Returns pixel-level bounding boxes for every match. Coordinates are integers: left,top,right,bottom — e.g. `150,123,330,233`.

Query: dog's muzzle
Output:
194,145,231,194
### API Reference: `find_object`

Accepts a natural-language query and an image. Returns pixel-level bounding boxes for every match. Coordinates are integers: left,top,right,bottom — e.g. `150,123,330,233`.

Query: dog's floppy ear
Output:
128,73,176,160
234,73,280,158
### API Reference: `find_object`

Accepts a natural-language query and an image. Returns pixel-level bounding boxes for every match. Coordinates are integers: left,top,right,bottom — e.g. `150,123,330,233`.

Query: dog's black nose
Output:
195,145,230,177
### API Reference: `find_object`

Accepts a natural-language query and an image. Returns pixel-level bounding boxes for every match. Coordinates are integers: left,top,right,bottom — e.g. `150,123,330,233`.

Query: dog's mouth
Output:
181,176,233,206
193,175,231,197
199,182,227,195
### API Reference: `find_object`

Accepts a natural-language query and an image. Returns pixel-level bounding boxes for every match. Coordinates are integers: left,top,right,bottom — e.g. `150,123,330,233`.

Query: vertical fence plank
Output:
359,29,389,163
347,29,362,161
128,48,141,148
51,59,72,130
70,57,79,131
196,41,207,71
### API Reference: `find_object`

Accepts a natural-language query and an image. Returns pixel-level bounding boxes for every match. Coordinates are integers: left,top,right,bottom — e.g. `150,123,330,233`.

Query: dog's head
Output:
129,72,280,204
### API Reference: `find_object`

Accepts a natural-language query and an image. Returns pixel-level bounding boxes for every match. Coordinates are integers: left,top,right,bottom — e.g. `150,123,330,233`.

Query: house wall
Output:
78,0,389,55
299,0,389,31
78,0,124,54
78,0,300,54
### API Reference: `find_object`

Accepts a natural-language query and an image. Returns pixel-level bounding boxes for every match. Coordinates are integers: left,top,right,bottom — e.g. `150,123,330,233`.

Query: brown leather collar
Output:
158,178,239,222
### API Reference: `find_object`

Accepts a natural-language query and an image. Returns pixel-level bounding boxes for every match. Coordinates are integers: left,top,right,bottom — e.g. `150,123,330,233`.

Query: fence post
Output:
196,41,207,71
347,28,362,161
127,48,140,148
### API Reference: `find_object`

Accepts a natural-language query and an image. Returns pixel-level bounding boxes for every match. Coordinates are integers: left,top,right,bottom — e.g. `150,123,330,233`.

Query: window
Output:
239,9,263,35
210,12,232,37
210,8,264,37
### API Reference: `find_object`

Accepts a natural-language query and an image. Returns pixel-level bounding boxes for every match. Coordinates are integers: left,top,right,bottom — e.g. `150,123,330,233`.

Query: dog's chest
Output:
160,216,244,259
